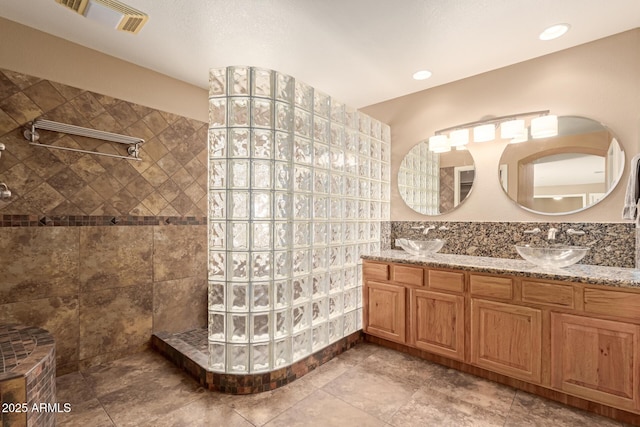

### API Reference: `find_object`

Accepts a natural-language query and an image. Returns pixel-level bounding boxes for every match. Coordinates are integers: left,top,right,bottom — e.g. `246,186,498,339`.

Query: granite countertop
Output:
362,250,640,289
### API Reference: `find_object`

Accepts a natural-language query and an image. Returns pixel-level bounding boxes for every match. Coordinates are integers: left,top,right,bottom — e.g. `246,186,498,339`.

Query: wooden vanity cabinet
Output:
470,298,542,383
469,274,543,383
364,280,406,344
410,288,465,360
363,260,640,421
363,261,465,358
551,312,640,411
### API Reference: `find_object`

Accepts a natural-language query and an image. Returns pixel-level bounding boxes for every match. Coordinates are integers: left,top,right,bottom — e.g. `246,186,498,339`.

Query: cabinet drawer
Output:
363,261,389,281
391,264,424,286
522,281,574,308
428,270,465,293
584,288,640,320
470,275,512,300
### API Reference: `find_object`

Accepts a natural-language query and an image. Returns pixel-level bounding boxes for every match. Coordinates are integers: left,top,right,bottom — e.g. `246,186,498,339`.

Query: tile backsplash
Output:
391,221,636,268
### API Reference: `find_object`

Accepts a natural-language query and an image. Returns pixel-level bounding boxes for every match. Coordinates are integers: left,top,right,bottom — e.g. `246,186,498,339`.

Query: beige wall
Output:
362,29,640,222
0,17,208,122
2,17,638,224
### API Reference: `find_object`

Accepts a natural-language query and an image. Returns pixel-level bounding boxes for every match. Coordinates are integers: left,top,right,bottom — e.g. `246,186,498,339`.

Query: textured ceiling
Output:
1,0,639,108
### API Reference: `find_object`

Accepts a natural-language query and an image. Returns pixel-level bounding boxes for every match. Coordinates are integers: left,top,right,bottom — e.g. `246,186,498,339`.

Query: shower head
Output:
0,183,11,199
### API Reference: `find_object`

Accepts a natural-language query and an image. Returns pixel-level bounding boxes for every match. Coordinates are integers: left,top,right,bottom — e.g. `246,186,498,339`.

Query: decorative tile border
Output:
0,214,207,227
152,328,363,394
391,221,636,268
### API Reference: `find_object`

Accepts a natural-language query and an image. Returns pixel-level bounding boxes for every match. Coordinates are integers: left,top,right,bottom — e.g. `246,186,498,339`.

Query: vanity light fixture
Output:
539,23,570,41
428,110,556,149
449,128,469,147
428,134,450,152
500,119,525,139
509,130,529,144
412,70,432,80
531,114,558,139
473,124,495,142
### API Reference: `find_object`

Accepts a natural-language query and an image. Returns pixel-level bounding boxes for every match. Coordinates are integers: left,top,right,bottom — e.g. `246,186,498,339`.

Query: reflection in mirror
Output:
499,116,624,215
398,141,475,215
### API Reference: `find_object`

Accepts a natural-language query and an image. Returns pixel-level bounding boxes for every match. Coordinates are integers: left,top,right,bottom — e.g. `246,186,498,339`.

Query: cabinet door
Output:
364,281,406,343
551,312,640,411
411,289,464,361
471,299,542,383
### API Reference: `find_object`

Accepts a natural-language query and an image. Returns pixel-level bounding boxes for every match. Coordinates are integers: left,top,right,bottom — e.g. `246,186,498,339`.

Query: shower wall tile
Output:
153,225,207,282
0,68,209,373
153,277,207,334
438,167,455,213
2,162,42,193
21,149,66,180
0,227,79,304
0,110,17,135
18,182,65,213
23,80,67,112
78,283,153,361
79,226,153,293
0,92,43,124
0,67,208,218
0,72,20,93
0,296,79,374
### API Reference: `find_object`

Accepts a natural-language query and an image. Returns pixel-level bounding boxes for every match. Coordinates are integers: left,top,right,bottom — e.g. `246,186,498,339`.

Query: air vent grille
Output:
54,0,148,34
121,16,145,33
56,0,88,13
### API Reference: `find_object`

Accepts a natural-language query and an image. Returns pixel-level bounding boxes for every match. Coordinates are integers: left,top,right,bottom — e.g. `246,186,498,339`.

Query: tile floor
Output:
56,343,632,427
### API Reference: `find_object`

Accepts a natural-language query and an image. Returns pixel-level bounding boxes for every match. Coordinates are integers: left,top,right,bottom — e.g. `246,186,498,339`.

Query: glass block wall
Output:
397,141,439,215
207,66,390,373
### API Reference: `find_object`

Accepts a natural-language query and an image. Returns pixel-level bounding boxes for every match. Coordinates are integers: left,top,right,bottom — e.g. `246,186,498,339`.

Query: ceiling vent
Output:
55,0,149,34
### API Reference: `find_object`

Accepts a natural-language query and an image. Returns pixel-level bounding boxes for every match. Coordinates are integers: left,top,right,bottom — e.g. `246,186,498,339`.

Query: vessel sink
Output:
396,238,446,256
515,244,590,268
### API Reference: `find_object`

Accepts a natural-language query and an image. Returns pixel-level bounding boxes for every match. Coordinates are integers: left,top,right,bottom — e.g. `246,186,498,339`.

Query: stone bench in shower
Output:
0,324,56,427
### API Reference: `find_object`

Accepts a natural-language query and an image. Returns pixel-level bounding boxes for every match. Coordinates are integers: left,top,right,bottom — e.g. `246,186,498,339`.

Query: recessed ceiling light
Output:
412,70,432,80
539,24,570,41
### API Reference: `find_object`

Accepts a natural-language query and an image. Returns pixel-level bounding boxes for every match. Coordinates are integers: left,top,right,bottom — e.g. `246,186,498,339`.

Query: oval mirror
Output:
498,116,625,215
398,141,476,215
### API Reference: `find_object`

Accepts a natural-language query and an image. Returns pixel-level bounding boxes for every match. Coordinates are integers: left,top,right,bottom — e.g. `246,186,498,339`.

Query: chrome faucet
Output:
423,225,436,235
547,227,558,240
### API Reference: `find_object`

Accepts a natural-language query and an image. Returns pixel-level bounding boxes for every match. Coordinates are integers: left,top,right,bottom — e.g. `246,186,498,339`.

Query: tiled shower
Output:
206,66,390,373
